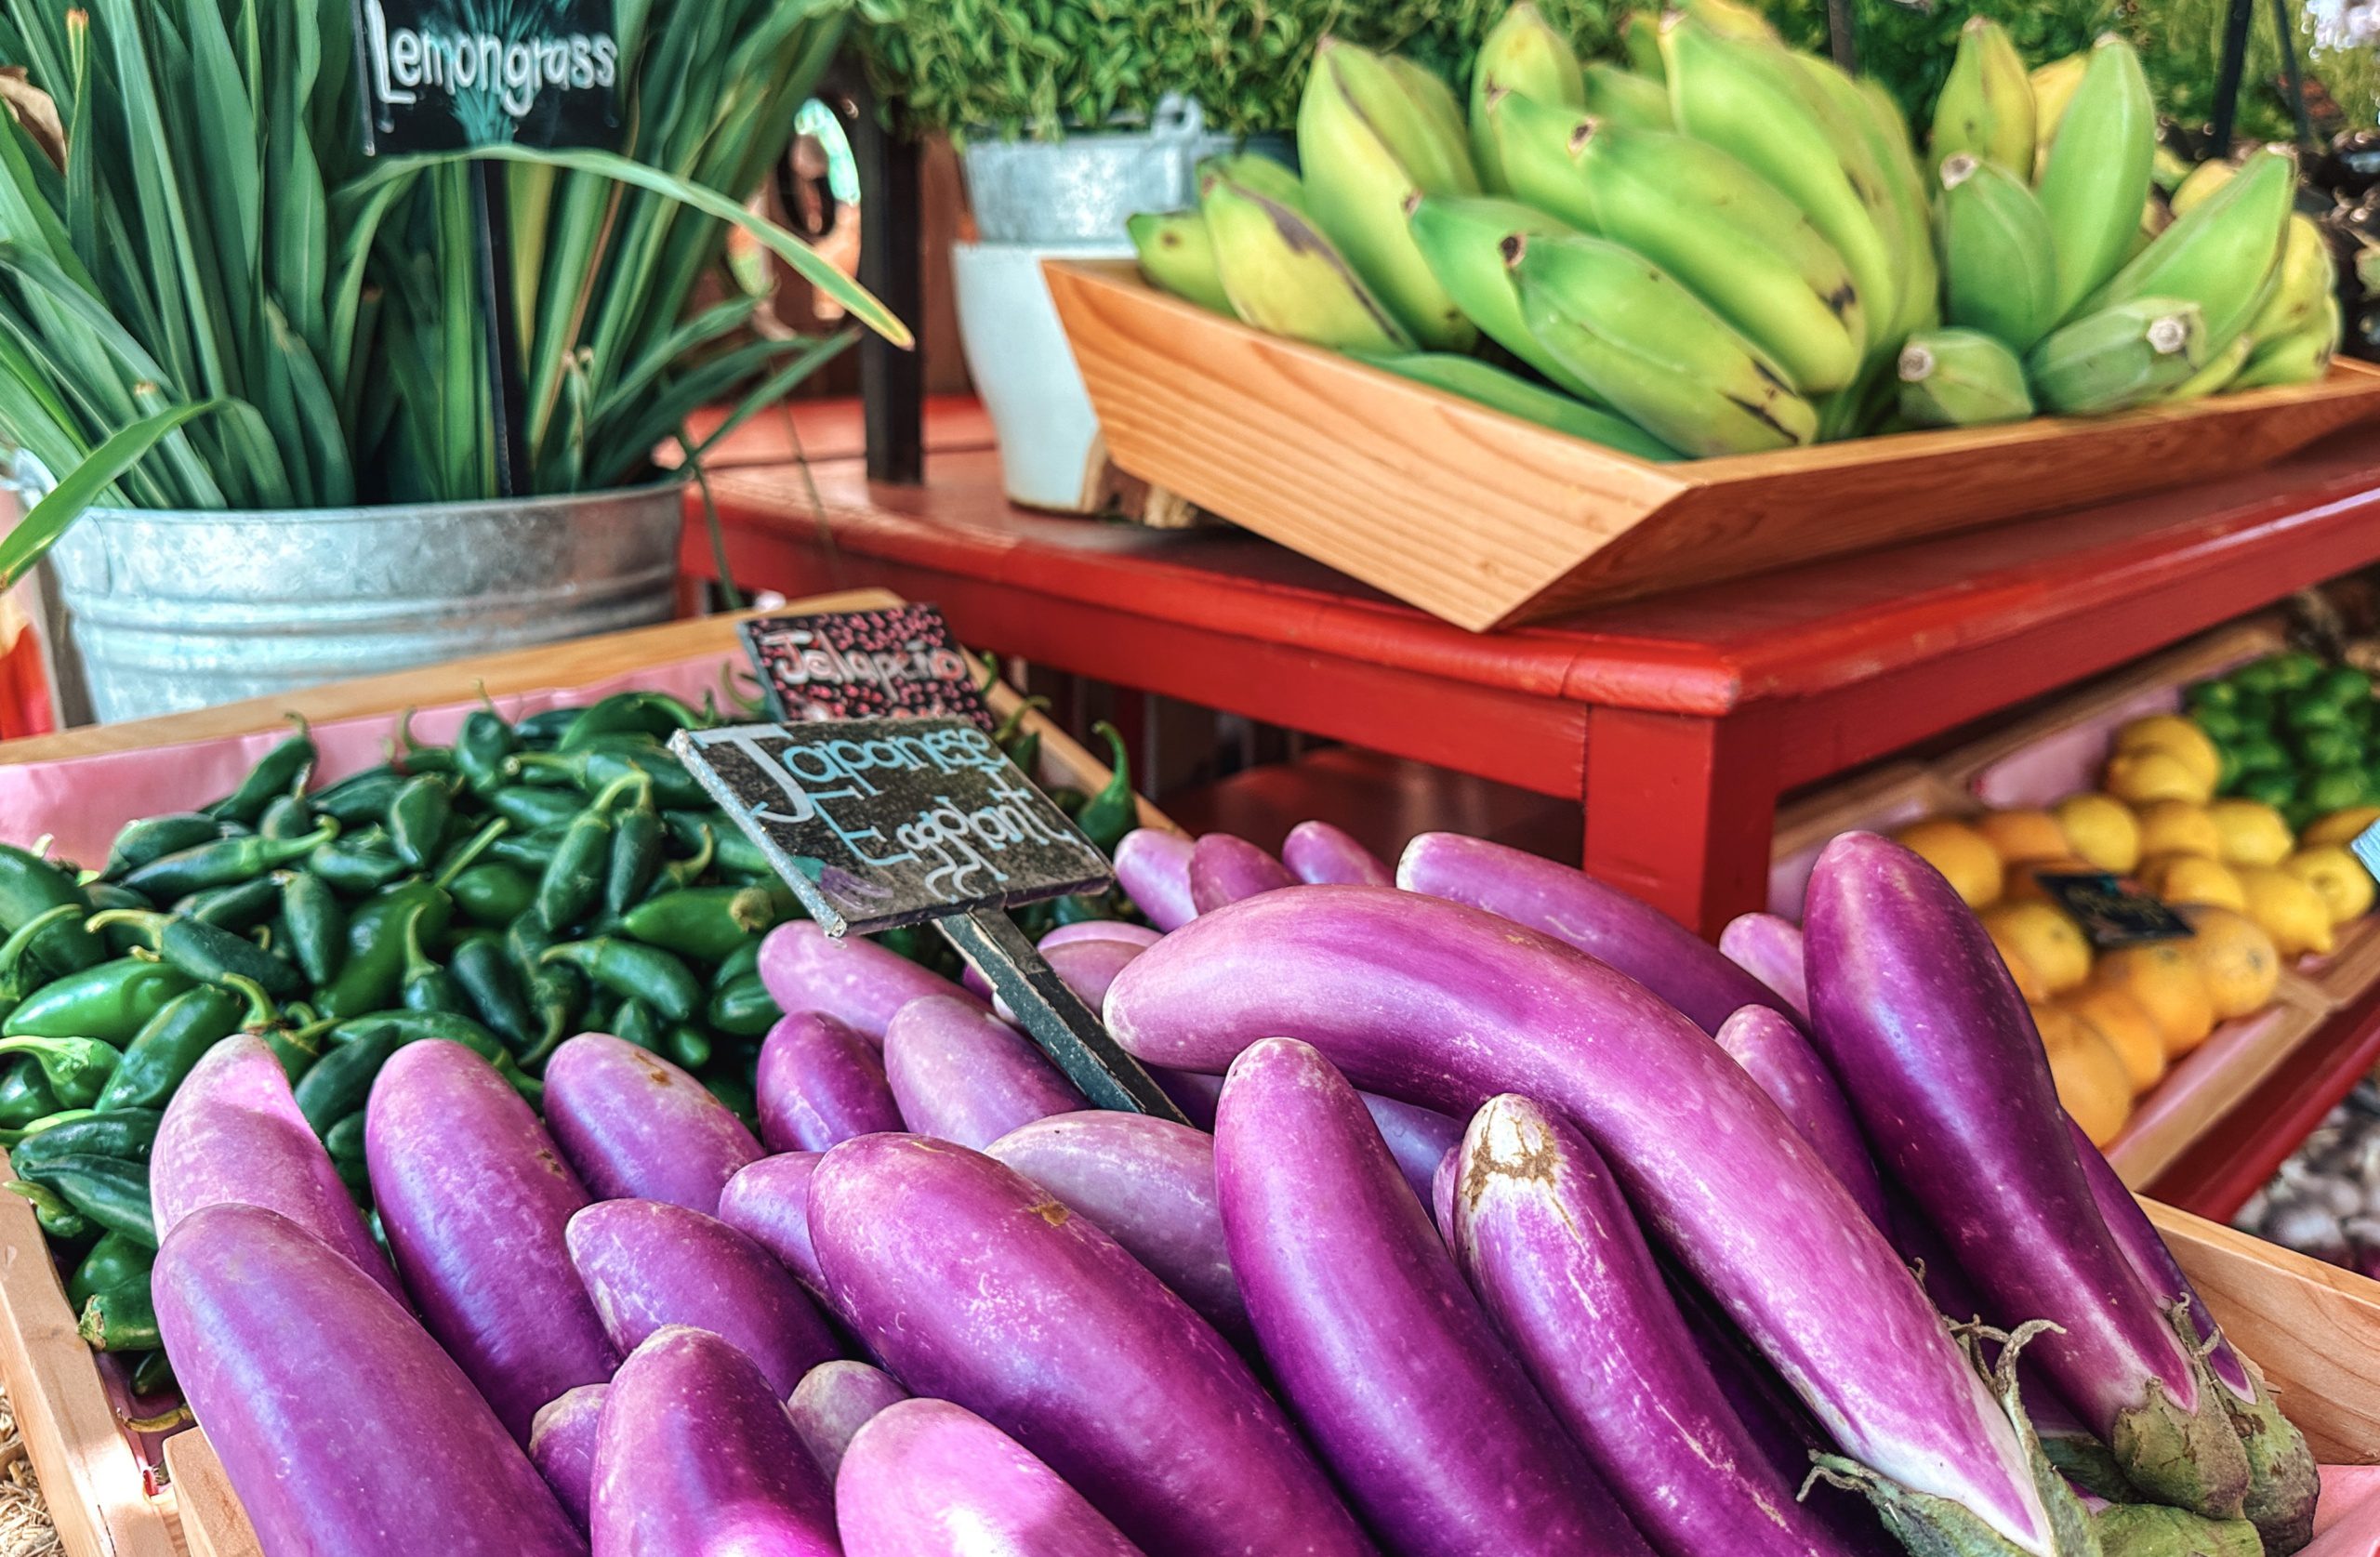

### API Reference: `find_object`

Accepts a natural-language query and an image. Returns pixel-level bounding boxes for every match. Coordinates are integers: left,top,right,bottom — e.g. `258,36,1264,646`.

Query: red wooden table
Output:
688,402,2380,941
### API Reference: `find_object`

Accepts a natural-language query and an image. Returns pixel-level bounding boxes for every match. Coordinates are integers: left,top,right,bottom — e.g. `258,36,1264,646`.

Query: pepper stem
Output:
218,974,278,1033
2,904,81,970
433,817,511,890
82,909,168,950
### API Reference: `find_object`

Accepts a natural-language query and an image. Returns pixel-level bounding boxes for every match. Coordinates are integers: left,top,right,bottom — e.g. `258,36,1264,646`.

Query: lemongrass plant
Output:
0,0,906,587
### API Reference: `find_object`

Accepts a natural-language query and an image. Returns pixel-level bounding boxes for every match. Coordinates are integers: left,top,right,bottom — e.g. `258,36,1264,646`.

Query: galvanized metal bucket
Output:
960,96,1247,245
42,481,684,722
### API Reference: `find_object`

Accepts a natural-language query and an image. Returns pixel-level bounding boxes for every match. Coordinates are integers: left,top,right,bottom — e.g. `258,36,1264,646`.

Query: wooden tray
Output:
0,589,1169,1557
1047,259,2380,633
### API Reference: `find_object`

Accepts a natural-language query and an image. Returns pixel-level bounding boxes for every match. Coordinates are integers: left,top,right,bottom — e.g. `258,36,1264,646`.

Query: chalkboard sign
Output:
351,0,622,155
739,605,995,732
670,719,1113,936
2034,871,2194,950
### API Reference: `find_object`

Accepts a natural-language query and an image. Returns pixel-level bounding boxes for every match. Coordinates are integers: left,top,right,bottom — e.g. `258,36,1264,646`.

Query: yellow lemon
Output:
2303,806,2380,849
2205,799,2295,867
1982,902,2093,994
2136,852,2247,911
2112,715,2223,791
2092,942,2216,1057
2062,985,2167,1094
2002,857,2098,905
2282,846,2376,925
1997,943,2053,1003
2105,748,2215,806
2054,793,2141,873
2135,800,2221,860
2175,904,2281,1020
2233,865,2337,957
2035,1005,2135,1146
1975,810,2071,864
1895,819,2003,908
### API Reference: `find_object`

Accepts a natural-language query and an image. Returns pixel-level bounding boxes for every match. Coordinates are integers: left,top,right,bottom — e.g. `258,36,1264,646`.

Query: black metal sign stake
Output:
669,720,1190,1125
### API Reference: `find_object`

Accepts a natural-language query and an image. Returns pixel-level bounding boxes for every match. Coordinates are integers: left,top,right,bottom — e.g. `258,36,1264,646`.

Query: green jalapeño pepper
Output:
0,1063,59,1128
450,863,536,927
542,938,701,1024
69,1231,152,1308
86,909,305,1001
203,716,314,825
399,905,467,1016
455,708,519,796
20,1155,153,1244
699,1068,758,1123
604,796,666,917
448,936,535,1054
665,810,763,875
281,871,347,987
511,745,705,809
78,1279,160,1352
326,1009,506,1062
0,1036,122,1110
557,691,705,751
178,874,286,931
665,1024,712,1070
621,886,777,963
121,819,338,902
4,957,193,1044
256,793,317,842
223,976,319,1083
103,813,231,879
513,706,585,749
316,882,454,1023
707,974,779,1038
311,766,406,826
306,828,409,896
0,904,81,1004
522,960,588,1068
13,1109,163,1173
534,773,647,931
1077,720,1138,852
484,785,584,833
95,983,242,1111
295,1027,403,1134
8,1180,88,1241
388,774,456,871
610,997,663,1054
646,825,719,901
0,843,101,974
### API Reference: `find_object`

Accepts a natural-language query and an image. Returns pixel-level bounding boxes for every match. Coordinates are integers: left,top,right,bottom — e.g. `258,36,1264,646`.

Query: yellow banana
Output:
2036,35,2157,323
1405,193,1605,401
2151,145,2196,195
1848,71,1942,341
1511,229,1818,456
2164,330,2255,402
2082,143,2296,353
1897,328,2035,427
2029,52,2089,169
1353,350,1682,460
1127,211,1231,315
2231,297,2341,389
2169,158,2238,218
2243,214,2337,347
1936,153,2060,351
1297,38,1480,349
1622,11,1664,77
1674,0,1780,42
2028,297,2207,415
1200,173,1413,352
1580,62,1673,131
1489,91,1862,392
1469,3,1585,193
1197,152,1306,213
1929,17,2037,178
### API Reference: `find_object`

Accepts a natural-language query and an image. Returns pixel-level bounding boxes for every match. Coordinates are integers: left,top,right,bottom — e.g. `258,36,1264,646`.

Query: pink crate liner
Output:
2317,1464,2380,1555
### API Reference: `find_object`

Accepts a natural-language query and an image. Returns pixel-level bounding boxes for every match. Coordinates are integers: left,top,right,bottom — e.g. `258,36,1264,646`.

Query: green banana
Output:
2027,297,2207,415
1897,328,2035,427
1847,70,1943,341
1661,17,1901,348
1469,2,1584,193
1935,153,2060,351
2231,297,2340,390
1198,151,1306,213
1580,62,1672,131
2168,158,2236,218
1353,350,1682,461
2163,330,2255,402
1511,230,1818,457
1200,173,1413,352
2082,143,2295,353
2242,214,2337,348
1128,212,1232,315
1298,38,1481,348
1405,193,1605,401
2035,35,2157,323
1929,17,2037,178
2151,145,2195,195
1621,10,1664,77
1675,0,1779,42
2030,52,2089,165
1489,92,1862,393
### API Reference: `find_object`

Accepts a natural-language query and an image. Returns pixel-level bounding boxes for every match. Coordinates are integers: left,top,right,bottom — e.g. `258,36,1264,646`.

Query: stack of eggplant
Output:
149,815,2316,1557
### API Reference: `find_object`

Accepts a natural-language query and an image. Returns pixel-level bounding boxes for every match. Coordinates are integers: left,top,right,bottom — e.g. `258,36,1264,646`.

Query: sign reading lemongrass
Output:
352,0,622,153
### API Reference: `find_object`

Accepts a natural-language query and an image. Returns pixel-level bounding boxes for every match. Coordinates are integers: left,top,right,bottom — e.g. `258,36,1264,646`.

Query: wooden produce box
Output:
0,589,1168,1557
1046,259,2380,634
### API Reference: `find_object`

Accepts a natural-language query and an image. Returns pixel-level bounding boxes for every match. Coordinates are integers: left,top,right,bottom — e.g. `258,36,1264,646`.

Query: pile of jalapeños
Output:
0,693,1144,1399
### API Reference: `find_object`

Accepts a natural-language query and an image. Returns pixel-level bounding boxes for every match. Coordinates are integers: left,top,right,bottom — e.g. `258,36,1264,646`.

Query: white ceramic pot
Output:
950,240,1129,512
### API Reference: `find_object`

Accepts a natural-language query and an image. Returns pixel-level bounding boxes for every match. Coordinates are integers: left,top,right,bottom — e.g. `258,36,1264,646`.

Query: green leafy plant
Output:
0,0,906,589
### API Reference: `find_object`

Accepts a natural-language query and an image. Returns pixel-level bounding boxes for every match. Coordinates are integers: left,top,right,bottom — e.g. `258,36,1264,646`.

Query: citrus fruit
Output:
2112,715,2222,791
2233,865,2336,957
2091,942,2216,1057
2282,846,2375,925
2035,1005,2134,1146
2175,904,2281,1020
2136,852,2247,911
2052,794,2141,873
1893,819,2003,908
2204,799,2294,867
2303,806,2380,849
1974,810,2070,865
1981,902,2092,995
2062,985,2166,1093
2105,749,2214,806
2134,800,2221,860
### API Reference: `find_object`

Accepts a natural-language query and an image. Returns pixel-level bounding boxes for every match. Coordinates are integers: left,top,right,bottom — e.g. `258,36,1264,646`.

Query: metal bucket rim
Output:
73,473,689,527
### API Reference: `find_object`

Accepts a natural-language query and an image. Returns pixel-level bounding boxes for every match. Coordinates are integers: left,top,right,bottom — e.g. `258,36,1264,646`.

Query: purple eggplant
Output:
566,1197,840,1399
1102,885,2069,1557
153,1035,400,1300
1432,1146,1459,1245
542,1033,762,1214
883,995,1085,1150
155,1203,584,1556
717,1151,831,1305
1396,833,1798,1035
1283,820,1394,886
787,1360,910,1484
985,1111,1246,1342
1722,912,1810,1017
994,936,1145,1025
589,1326,838,1556
1715,1006,1889,1229
1114,829,1196,930
757,1010,904,1154
1360,1091,1462,1207
1805,833,2251,1519
1187,833,1295,914
1153,1066,1223,1129
366,1040,617,1442
529,1384,606,1530
810,1132,1373,1555
1044,921,1161,950
838,1398,1147,1557
759,919,986,1044
1217,1038,1652,1556
1451,1092,1856,1557
2069,1121,2316,1550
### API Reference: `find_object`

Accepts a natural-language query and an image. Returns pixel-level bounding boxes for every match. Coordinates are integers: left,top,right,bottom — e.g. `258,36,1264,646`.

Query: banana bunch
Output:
1123,3,2343,466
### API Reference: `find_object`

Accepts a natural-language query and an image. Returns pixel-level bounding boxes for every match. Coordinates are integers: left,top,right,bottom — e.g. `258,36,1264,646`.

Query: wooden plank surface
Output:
160,1437,249,1557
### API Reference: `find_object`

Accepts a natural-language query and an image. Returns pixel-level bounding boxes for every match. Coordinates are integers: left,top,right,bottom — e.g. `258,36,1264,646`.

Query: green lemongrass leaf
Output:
266,303,353,507
346,144,915,350
687,328,859,462
0,397,221,587
180,0,260,353
60,11,95,278
677,429,743,611
587,294,758,426
325,172,412,391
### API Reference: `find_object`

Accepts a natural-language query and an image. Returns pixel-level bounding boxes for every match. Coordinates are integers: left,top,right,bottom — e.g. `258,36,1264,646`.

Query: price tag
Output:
738,605,995,732
2033,871,2195,950
352,0,622,155
2352,820,2380,888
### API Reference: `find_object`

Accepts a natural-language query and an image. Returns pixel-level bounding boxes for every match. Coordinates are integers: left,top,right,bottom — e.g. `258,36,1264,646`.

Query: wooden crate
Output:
0,589,1168,1557
1047,259,2380,633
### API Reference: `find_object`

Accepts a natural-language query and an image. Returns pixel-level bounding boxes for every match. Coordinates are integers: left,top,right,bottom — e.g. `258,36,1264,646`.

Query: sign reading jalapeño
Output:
352,0,621,154
669,719,1114,937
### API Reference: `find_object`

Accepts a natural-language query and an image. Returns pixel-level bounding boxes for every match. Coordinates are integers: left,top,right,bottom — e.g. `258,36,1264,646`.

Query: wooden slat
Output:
159,1437,251,1557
